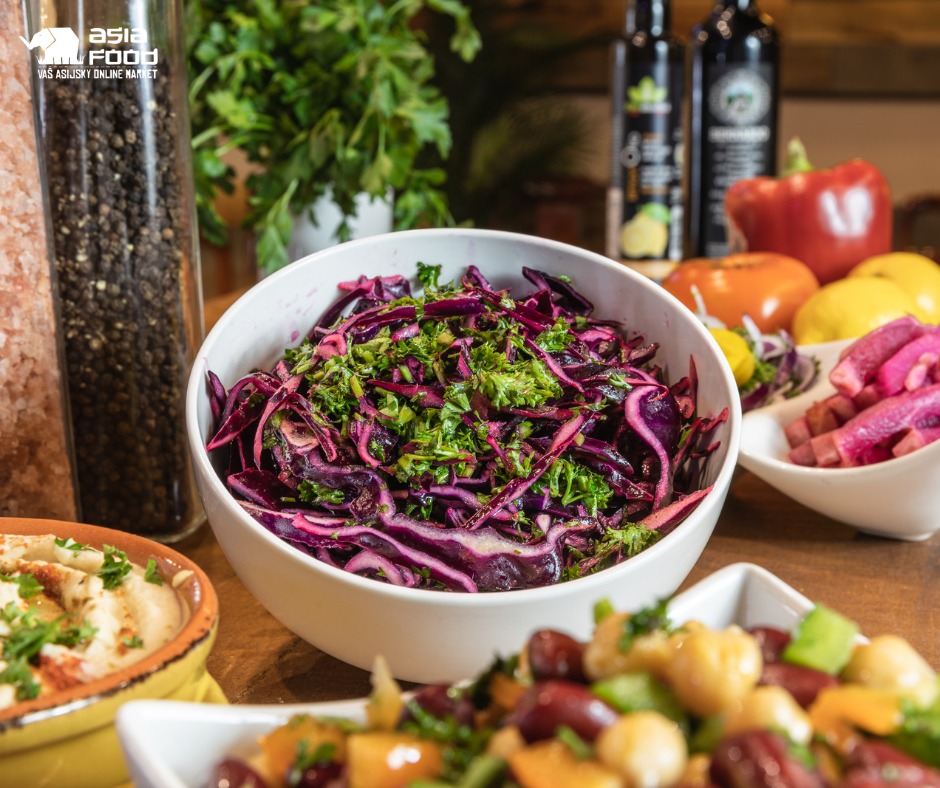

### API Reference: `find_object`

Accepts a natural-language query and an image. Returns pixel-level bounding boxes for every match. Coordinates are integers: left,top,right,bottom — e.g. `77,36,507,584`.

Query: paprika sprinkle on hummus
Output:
0,534,187,709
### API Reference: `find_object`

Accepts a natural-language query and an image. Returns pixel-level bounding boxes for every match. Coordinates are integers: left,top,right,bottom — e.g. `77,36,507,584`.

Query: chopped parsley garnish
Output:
144,559,164,586
55,537,90,552
0,603,97,700
298,481,346,506
416,261,442,290
0,572,43,599
98,545,132,590
288,740,337,784
0,659,40,701
400,696,494,780
618,597,673,652
123,634,145,649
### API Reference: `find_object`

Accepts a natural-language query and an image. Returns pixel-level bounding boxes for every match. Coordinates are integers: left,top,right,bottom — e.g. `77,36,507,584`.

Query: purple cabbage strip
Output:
291,515,480,592
622,386,674,509
343,550,419,588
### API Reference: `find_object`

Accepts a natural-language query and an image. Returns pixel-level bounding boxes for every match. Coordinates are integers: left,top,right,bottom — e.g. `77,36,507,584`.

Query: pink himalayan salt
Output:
0,4,78,520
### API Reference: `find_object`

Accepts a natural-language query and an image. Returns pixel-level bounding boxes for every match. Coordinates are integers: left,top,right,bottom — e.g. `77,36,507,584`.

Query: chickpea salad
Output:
209,599,940,787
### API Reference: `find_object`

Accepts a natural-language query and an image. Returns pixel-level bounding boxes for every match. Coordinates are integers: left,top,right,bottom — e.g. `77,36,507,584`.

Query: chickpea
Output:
486,725,526,760
843,635,939,708
676,753,711,788
595,710,688,787
724,685,813,745
583,613,673,682
665,626,763,717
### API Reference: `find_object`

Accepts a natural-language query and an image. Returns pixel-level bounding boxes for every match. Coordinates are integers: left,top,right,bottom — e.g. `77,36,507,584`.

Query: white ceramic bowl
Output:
117,563,811,788
185,228,742,683
739,340,940,542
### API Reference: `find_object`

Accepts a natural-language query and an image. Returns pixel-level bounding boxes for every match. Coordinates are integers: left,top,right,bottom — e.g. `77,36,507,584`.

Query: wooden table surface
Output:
181,290,940,705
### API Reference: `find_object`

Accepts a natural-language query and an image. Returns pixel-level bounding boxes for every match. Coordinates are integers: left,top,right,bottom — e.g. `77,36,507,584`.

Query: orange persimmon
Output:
662,253,820,334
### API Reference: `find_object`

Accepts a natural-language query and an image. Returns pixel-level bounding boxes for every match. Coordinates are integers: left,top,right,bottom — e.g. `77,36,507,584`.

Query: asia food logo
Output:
19,27,159,78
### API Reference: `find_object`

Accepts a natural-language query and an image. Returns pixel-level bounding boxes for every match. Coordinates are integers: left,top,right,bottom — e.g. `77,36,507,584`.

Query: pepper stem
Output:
782,137,814,177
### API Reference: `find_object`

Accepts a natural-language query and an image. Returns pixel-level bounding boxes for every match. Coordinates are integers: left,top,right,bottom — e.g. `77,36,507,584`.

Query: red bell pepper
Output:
724,138,893,285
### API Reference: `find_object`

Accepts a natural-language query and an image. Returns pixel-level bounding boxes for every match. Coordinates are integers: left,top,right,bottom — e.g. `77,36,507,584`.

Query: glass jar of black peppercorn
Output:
23,0,205,541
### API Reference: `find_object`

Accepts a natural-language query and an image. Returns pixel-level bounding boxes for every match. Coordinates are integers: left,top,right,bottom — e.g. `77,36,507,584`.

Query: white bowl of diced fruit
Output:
738,316,940,541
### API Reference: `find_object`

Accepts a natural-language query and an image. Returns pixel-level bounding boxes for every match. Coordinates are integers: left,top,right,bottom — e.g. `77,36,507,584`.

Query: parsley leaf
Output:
417,261,442,290
288,740,338,784
298,481,346,506
54,537,89,552
0,572,43,599
400,696,493,780
0,658,40,701
0,603,97,700
98,546,132,590
619,597,673,652
144,560,164,586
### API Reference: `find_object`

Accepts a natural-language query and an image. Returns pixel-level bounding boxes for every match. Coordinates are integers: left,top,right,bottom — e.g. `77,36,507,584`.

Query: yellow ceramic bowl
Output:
0,517,223,788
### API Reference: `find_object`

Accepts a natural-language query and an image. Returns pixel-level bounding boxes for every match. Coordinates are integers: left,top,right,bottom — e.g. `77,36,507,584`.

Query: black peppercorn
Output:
39,61,202,539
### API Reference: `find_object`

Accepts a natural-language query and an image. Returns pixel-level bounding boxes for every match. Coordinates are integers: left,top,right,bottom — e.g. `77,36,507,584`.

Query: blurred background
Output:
199,0,940,299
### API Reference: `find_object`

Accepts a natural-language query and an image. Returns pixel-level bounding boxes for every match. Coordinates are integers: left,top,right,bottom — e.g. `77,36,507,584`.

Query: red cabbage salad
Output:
205,264,728,592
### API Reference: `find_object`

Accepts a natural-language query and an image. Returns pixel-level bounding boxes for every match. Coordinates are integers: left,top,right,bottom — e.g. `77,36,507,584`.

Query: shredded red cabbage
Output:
206,265,726,592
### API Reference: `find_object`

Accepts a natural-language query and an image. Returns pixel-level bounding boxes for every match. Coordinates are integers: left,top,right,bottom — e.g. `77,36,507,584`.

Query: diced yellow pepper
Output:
258,715,347,786
346,731,444,788
365,655,405,731
509,739,624,788
808,685,903,753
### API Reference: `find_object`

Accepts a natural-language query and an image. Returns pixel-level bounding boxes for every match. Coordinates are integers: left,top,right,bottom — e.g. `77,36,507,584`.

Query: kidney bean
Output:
292,761,345,788
507,679,619,743
759,661,840,707
749,626,791,663
526,629,587,683
710,730,825,788
843,740,940,787
209,758,267,788
399,683,475,728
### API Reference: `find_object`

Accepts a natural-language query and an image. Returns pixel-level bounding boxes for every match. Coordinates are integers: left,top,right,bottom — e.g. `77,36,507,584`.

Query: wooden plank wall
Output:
487,0,940,97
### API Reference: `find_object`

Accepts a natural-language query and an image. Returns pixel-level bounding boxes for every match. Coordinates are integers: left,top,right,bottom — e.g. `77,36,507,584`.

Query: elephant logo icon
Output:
19,27,84,65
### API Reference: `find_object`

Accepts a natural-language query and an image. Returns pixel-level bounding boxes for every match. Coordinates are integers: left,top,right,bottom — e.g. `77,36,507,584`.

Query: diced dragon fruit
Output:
892,425,940,458
829,316,928,397
820,383,940,467
823,392,859,424
787,441,817,466
806,401,839,436
784,415,812,449
876,330,940,396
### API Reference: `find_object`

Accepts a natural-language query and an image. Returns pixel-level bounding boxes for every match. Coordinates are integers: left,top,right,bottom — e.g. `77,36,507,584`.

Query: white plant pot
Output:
287,187,393,264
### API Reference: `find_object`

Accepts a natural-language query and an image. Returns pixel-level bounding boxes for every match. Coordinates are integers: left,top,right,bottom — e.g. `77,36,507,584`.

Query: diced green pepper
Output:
591,671,688,731
782,603,859,675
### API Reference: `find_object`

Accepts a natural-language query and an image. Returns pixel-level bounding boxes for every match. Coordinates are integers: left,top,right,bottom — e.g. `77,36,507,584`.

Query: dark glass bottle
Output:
606,0,685,282
686,0,780,259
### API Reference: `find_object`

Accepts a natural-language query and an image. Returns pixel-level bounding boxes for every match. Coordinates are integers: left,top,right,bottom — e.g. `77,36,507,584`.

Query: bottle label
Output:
613,62,684,264
701,63,775,258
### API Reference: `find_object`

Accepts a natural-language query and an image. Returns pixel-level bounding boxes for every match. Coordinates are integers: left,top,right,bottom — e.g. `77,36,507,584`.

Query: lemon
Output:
849,252,940,324
791,276,921,345
620,213,668,258
709,328,755,386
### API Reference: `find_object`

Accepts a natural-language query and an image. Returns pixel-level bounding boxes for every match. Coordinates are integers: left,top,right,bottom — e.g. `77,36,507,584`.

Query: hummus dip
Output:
0,533,188,709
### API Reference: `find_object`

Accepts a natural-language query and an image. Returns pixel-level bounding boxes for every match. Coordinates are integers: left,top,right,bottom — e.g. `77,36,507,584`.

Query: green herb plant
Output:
185,0,481,274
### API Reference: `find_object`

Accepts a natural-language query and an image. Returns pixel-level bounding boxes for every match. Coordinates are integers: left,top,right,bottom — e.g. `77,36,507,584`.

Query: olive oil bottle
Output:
606,0,685,281
686,0,780,259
